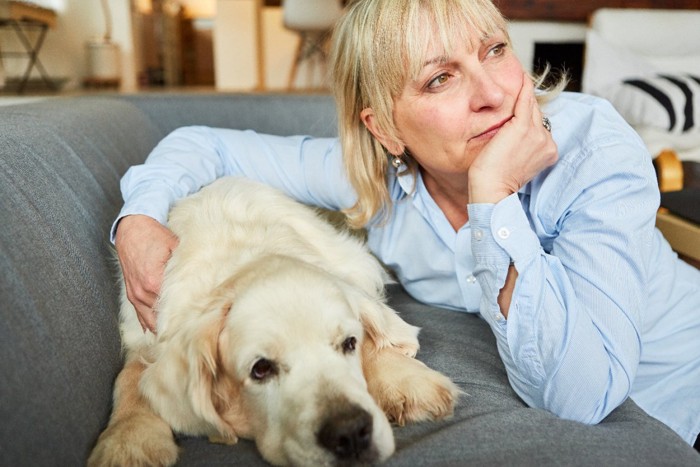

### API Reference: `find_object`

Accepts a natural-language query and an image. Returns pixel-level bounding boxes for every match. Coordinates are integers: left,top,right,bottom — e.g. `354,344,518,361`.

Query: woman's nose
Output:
469,68,506,111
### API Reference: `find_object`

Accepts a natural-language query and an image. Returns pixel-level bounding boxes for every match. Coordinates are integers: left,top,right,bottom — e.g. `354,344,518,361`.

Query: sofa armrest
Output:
0,97,163,466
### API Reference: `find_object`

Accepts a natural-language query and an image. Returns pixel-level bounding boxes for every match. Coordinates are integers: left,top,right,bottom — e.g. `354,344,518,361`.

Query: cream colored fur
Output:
89,177,459,467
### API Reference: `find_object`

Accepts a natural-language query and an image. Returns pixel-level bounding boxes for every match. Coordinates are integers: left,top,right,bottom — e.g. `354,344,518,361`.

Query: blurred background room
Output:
0,0,697,96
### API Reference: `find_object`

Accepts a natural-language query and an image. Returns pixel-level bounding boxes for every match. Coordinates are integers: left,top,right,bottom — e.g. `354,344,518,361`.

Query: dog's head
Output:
146,255,396,466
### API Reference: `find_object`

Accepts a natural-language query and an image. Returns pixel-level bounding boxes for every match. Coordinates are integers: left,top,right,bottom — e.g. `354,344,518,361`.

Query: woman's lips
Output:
471,116,513,140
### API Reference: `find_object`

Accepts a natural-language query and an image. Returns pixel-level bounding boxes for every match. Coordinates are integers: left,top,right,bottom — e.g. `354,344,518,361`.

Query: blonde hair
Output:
329,0,565,228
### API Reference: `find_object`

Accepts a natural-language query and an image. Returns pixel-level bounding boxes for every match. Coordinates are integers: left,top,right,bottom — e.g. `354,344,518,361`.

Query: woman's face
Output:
365,23,525,182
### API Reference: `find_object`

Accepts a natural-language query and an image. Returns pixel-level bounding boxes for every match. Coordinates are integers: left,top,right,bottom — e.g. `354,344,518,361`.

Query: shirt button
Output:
495,313,504,321
473,229,483,241
466,275,477,284
497,227,510,239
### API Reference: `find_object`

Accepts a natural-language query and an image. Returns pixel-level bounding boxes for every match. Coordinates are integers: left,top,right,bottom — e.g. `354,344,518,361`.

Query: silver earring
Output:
391,155,403,169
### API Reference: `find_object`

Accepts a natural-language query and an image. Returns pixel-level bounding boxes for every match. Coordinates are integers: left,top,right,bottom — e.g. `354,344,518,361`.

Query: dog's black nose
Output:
317,405,373,460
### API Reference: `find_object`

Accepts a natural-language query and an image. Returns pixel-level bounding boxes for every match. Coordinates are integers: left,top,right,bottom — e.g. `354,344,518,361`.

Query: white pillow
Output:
582,10,700,160
581,30,656,96
608,74,700,134
582,29,700,97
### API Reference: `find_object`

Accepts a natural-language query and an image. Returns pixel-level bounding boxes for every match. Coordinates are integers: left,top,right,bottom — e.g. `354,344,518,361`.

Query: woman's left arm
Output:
468,138,658,425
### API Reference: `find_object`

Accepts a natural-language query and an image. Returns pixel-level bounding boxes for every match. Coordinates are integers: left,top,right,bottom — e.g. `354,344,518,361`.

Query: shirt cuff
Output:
469,193,542,267
109,186,175,243
467,199,511,330
467,202,510,268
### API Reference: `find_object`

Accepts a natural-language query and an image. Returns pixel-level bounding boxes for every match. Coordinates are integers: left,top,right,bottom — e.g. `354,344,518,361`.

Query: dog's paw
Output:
389,339,419,359
88,416,178,467
369,355,460,426
395,365,460,425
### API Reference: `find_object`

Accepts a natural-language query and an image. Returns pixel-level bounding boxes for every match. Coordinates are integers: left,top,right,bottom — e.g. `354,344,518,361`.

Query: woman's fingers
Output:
131,291,159,333
138,308,158,334
514,72,537,122
513,73,547,134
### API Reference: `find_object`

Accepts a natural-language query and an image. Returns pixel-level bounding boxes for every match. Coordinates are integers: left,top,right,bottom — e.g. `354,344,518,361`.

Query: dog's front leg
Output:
362,342,460,426
88,356,179,467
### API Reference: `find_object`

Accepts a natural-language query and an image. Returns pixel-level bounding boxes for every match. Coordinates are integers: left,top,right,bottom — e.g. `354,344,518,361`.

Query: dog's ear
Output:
344,287,420,358
141,282,246,443
184,298,236,438
205,305,252,441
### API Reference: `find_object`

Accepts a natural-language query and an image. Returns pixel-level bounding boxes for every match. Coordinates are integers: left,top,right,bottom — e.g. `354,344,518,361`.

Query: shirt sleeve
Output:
111,126,352,242
467,139,657,425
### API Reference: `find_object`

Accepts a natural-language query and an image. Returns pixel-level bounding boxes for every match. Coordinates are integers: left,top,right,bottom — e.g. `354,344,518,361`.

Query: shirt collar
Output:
392,168,459,249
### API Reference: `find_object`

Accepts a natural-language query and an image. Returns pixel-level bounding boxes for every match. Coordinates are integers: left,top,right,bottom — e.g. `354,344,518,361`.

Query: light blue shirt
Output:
114,92,700,444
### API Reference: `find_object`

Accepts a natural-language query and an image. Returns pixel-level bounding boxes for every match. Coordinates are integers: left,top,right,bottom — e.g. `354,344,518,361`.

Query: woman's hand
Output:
468,73,558,204
114,215,179,334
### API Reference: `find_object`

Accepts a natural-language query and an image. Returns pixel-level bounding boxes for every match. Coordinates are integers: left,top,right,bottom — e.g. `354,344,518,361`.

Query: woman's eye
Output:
487,42,507,58
342,336,357,354
427,73,449,89
251,358,277,381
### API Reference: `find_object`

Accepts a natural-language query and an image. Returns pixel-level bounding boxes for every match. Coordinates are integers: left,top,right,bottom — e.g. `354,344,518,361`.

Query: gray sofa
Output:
1,93,698,466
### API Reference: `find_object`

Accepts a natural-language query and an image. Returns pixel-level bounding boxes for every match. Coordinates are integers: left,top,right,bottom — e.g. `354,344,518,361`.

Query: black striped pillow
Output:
611,74,700,133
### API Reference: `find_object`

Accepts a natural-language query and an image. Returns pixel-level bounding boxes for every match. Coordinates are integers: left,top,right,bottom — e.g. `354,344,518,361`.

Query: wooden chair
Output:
282,0,343,90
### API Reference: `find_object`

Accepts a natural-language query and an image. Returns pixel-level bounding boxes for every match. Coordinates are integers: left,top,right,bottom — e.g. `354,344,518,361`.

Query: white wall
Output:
214,0,298,91
213,0,258,89
0,0,136,91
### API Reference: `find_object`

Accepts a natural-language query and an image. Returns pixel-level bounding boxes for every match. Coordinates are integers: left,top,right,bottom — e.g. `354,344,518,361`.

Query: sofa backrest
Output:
120,92,338,137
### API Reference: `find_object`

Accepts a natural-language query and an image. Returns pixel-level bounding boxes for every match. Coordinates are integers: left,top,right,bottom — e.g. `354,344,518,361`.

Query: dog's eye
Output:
342,336,357,354
251,358,277,381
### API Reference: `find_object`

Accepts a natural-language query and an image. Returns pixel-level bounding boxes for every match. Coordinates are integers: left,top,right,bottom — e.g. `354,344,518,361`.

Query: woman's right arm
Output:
112,126,347,332
112,126,346,242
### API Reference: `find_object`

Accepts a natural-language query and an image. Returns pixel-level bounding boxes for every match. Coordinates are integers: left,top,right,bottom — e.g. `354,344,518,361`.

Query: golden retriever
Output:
89,177,459,466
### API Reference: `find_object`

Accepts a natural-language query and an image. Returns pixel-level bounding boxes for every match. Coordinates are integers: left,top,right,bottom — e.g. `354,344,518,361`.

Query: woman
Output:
113,0,700,447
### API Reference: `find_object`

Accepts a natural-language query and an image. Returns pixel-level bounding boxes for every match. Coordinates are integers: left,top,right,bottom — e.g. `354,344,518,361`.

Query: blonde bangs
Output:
404,1,507,83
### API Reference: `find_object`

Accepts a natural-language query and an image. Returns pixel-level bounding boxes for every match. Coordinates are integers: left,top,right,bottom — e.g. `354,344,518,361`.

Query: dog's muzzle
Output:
317,404,374,462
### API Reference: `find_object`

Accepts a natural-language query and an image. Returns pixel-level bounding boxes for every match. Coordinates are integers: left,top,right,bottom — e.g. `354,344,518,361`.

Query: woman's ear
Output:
360,107,404,156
